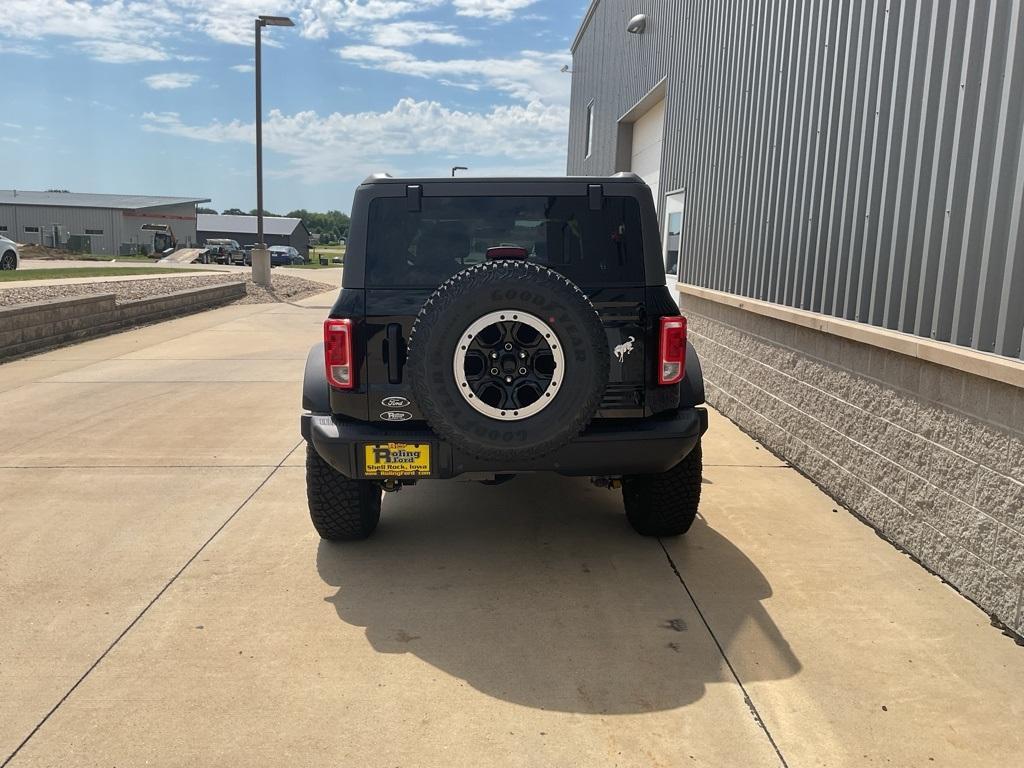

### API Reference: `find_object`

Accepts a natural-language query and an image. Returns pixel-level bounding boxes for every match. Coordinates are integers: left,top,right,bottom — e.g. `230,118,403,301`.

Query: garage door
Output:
630,99,665,211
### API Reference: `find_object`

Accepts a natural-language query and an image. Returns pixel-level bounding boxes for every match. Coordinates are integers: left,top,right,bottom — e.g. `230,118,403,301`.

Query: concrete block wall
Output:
0,283,245,361
682,291,1024,638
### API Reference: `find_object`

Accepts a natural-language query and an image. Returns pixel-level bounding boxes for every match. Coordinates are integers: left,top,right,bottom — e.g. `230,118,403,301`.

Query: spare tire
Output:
407,260,609,462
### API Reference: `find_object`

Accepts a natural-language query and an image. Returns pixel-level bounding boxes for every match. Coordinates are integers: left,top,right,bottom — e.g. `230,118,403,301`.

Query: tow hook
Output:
382,479,402,492
591,476,622,490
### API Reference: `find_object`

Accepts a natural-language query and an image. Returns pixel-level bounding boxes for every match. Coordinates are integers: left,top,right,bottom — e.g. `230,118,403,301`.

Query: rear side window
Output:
365,195,645,287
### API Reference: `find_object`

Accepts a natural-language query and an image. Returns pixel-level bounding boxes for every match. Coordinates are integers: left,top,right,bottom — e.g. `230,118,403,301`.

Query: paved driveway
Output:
0,292,1021,767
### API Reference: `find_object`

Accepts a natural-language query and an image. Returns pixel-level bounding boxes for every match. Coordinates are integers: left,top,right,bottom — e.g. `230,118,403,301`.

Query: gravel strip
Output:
0,273,330,308
233,274,333,305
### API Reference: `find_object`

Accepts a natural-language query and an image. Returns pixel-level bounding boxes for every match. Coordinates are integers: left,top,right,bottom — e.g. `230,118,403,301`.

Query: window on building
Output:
665,211,681,275
24,226,40,233
663,192,686,278
85,229,103,235
585,100,595,158
0,226,7,232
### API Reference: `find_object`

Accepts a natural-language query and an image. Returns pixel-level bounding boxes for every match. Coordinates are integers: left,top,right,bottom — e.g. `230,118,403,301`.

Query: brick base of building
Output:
682,292,1024,638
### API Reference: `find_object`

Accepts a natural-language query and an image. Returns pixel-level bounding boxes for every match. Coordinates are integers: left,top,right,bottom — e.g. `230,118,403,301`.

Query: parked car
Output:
0,235,19,270
300,173,707,541
269,245,305,266
204,239,248,266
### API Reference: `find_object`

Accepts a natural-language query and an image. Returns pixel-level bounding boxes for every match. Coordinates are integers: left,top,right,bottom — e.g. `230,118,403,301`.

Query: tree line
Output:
197,207,350,243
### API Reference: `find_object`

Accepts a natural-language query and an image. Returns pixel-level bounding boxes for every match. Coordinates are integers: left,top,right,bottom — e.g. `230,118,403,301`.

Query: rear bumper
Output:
301,407,707,480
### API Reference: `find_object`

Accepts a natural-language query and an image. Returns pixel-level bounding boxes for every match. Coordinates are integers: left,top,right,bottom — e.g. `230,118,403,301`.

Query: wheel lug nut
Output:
490,367,499,375
519,351,526,359
491,352,498,359
505,376,513,383
504,343,513,350
518,367,527,375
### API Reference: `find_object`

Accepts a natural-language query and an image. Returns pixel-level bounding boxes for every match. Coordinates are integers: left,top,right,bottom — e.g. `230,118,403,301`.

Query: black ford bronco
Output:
300,174,708,540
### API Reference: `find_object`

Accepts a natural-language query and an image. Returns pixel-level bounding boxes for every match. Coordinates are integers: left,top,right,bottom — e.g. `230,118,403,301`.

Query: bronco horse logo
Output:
613,336,635,363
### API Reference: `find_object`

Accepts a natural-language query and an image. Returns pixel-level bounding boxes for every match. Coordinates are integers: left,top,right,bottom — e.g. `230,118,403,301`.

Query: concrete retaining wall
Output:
0,282,245,361
682,286,1024,638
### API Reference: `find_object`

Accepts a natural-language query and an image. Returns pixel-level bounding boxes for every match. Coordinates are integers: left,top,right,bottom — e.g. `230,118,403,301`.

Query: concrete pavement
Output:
0,293,1021,767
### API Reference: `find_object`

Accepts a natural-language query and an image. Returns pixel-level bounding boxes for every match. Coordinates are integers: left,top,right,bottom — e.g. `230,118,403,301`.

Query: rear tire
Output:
0,251,16,270
622,442,702,537
305,444,381,541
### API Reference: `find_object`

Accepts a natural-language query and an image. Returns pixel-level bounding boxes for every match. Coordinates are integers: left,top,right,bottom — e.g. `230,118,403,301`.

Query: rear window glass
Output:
365,195,645,287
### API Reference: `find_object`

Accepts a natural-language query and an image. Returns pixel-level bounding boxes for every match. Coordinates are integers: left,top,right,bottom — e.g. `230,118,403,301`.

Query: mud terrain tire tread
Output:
407,260,609,461
306,444,381,540
622,442,702,537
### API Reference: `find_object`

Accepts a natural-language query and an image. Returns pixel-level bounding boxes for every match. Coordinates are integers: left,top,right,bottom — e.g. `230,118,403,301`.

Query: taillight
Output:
658,316,687,385
324,318,354,389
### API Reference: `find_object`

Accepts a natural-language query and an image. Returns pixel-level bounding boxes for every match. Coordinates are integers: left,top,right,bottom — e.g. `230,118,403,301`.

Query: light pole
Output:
252,14,294,287
451,166,468,177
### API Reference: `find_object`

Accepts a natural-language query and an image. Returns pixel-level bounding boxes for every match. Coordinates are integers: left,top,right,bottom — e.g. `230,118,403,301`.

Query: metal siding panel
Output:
709,1,741,291
830,0,870,319
898,1,943,333
849,0,890,323
690,2,716,289
871,0,917,326
995,91,1024,357
913,3,962,339
978,0,1024,355
801,0,843,310
949,0,999,347
723,0,759,295
736,1,773,296
567,0,1024,358
861,0,901,324
930,0,983,344
750,0,785,299
777,0,816,306
816,0,857,315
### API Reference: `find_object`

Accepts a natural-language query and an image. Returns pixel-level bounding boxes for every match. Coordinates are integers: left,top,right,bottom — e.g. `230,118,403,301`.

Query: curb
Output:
0,282,246,362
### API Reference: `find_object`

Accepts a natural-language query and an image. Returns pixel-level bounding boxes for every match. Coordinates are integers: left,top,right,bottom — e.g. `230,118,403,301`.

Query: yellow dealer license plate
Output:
363,443,431,477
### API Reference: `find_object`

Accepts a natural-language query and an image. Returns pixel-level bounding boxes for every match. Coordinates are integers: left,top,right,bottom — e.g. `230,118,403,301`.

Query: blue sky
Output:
0,0,588,214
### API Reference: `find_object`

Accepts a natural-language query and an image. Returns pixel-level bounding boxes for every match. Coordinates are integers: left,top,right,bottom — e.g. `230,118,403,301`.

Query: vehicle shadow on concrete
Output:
316,473,799,714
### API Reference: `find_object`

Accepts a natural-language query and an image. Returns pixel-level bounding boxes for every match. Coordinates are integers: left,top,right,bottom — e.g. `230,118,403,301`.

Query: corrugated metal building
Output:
197,214,311,258
0,190,209,256
568,0,1024,360
568,2,1024,637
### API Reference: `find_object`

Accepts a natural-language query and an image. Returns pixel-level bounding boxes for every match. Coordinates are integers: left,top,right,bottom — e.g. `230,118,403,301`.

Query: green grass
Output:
289,261,342,269
22,254,158,263
70,254,158,262
1,267,203,282
310,245,346,266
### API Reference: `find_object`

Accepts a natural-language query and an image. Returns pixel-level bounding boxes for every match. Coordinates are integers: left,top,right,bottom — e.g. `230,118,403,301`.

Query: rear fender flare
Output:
679,342,705,407
302,342,330,413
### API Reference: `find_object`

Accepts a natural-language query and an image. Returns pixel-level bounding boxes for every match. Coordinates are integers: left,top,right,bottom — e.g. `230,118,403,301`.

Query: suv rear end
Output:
302,174,707,539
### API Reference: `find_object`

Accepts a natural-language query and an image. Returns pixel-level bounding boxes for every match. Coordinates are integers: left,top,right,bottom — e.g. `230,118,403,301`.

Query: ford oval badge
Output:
381,396,410,408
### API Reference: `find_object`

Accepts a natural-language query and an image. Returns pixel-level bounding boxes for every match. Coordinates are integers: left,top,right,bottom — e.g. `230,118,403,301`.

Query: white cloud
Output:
0,0,540,64
0,41,51,58
0,0,303,61
337,47,571,106
141,97,567,182
370,21,469,47
298,0,445,38
144,72,200,90
231,64,255,73
452,0,539,20
0,0,180,60
75,40,170,64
